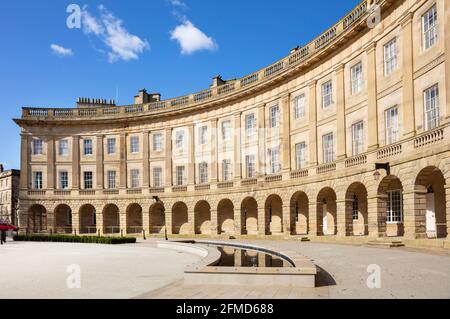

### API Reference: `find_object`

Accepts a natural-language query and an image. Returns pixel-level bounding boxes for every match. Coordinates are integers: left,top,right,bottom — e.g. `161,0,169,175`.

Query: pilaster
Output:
46,136,55,190
233,113,242,180
366,42,379,150
164,128,173,187
72,136,80,189
335,64,347,159
96,135,104,189
142,132,150,188
119,133,127,189
281,94,291,171
210,119,218,183
188,124,195,185
308,81,318,166
257,105,266,176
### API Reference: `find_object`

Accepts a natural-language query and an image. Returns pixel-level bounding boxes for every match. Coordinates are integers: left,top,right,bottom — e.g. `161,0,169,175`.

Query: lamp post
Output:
243,209,247,233
295,202,299,223
153,196,168,241
374,163,390,180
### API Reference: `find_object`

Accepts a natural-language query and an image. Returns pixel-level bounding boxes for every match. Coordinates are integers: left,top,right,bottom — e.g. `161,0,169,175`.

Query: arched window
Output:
352,195,359,220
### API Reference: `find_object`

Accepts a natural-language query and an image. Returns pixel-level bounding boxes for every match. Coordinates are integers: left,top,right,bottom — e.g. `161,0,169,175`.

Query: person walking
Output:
0,230,6,245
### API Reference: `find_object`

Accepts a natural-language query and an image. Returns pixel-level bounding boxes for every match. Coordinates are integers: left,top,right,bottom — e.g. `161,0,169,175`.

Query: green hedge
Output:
13,234,136,245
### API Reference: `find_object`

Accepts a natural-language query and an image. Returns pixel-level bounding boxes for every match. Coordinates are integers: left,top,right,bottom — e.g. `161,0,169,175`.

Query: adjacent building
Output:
0,165,20,225
14,0,450,242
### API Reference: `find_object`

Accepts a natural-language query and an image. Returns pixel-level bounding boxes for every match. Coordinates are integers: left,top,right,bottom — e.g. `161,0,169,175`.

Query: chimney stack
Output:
0,164,4,173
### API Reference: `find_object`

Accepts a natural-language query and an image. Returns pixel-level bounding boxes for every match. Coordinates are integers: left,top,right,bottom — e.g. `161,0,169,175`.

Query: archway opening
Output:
194,201,211,235
241,197,258,235
126,203,143,234
265,195,283,235
317,188,337,236
290,192,309,235
150,202,165,234
54,204,72,234
345,183,368,236
218,199,234,235
103,204,120,234
172,202,188,235
378,176,404,237
28,204,47,233
415,167,447,239
79,204,96,234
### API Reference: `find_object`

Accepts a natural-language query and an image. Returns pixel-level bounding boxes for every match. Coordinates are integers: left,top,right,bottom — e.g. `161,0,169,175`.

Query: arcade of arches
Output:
24,166,450,241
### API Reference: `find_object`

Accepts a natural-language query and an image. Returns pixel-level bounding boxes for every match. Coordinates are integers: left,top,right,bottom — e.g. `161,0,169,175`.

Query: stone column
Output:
282,203,291,235
210,119,218,183
308,81,318,166
188,124,195,185
335,64,347,158
308,201,317,236
72,136,80,189
368,194,387,238
404,186,427,239
258,206,266,236
446,0,450,122
165,204,173,236
210,208,218,235
366,42,379,150
233,113,242,180
257,105,266,176
20,134,29,190
142,132,150,188
164,128,173,187
187,205,195,235
336,199,347,237
401,13,416,138
234,204,242,235
46,136,55,190
72,211,79,235
446,185,450,241
96,135,104,189
143,205,150,236
234,250,243,267
119,133,127,189
96,210,103,236
281,94,291,171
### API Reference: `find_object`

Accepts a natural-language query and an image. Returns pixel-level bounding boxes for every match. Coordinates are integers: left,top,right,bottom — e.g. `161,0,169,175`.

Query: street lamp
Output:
374,163,390,181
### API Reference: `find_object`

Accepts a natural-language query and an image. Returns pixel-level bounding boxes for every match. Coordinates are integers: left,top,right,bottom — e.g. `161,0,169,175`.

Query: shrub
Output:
13,234,136,245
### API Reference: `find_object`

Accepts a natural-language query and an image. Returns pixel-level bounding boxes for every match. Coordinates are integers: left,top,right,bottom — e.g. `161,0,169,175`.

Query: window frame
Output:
269,105,280,128
83,139,93,156
245,154,256,178
386,190,403,223
32,139,43,155
107,170,116,189
295,142,307,170
199,162,209,184
59,139,69,156
130,169,140,189
293,94,306,120
322,80,333,108
59,171,69,190
153,167,163,188
107,138,116,155
422,4,438,51
130,136,140,154
424,84,440,131
351,121,365,156
351,62,363,95
83,171,93,190
153,133,163,151
322,133,334,164
384,38,398,76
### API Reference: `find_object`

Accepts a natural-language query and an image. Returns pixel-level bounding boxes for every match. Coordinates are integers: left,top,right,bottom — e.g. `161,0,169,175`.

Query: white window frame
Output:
176,166,185,186
351,121,364,156
269,105,280,128
385,106,399,145
294,94,306,120
84,171,93,190
130,169,140,188
107,170,116,189
33,171,43,190
245,154,256,178
322,80,333,108
268,147,281,174
107,138,116,155
295,142,307,170
59,171,69,190
422,4,438,50
130,136,139,154
59,139,69,156
83,139,93,156
222,159,232,182
153,133,163,151
384,38,397,76
199,162,208,184
351,62,363,95
424,84,440,131
199,126,208,145
352,195,359,221
32,139,43,155
153,167,162,188
245,113,256,137
322,133,334,164
387,190,403,223
221,120,232,141
175,131,184,149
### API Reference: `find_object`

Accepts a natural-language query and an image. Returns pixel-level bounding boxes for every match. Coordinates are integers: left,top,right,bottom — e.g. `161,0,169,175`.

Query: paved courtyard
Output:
1,238,450,299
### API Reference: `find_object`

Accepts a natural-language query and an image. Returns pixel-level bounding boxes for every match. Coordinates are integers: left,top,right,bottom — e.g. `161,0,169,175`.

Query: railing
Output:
79,190,96,196
345,154,367,168
241,178,258,186
218,181,234,189
103,189,119,195
195,184,211,191
265,174,282,183
317,163,336,175
414,129,444,149
290,169,308,179
103,226,121,234
21,1,378,121
127,188,142,195
377,144,402,160
172,186,188,192
126,226,143,234
54,226,73,234
149,187,165,193
79,226,98,234
28,190,46,196
54,190,71,196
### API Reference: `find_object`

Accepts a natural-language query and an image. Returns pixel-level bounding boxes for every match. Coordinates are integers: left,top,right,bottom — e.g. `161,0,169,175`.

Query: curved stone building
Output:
14,0,450,243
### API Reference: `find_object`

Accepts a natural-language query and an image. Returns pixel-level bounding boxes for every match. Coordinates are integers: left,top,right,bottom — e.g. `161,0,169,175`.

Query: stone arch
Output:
27,204,47,233
149,202,165,234
217,199,234,235
126,203,143,234
265,194,283,235
345,182,368,236
103,204,120,234
415,166,447,238
54,204,72,234
79,204,97,234
378,175,404,237
194,200,211,235
241,197,258,235
172,202,189,235
317,187,337,236
290,191,309,235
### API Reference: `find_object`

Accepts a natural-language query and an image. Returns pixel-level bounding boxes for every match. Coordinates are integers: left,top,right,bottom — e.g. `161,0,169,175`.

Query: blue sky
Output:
0,0,360,170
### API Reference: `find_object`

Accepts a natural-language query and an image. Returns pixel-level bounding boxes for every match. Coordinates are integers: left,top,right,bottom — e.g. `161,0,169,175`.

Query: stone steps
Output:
366,239,405,248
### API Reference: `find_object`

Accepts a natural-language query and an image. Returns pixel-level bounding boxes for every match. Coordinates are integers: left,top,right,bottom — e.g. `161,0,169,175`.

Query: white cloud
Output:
81,6,149,63
50,44,73,57
170,20,217,55
169,0,187,8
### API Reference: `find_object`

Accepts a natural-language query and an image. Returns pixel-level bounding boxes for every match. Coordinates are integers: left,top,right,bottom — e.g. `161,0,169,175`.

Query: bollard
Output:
142,229,146,240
